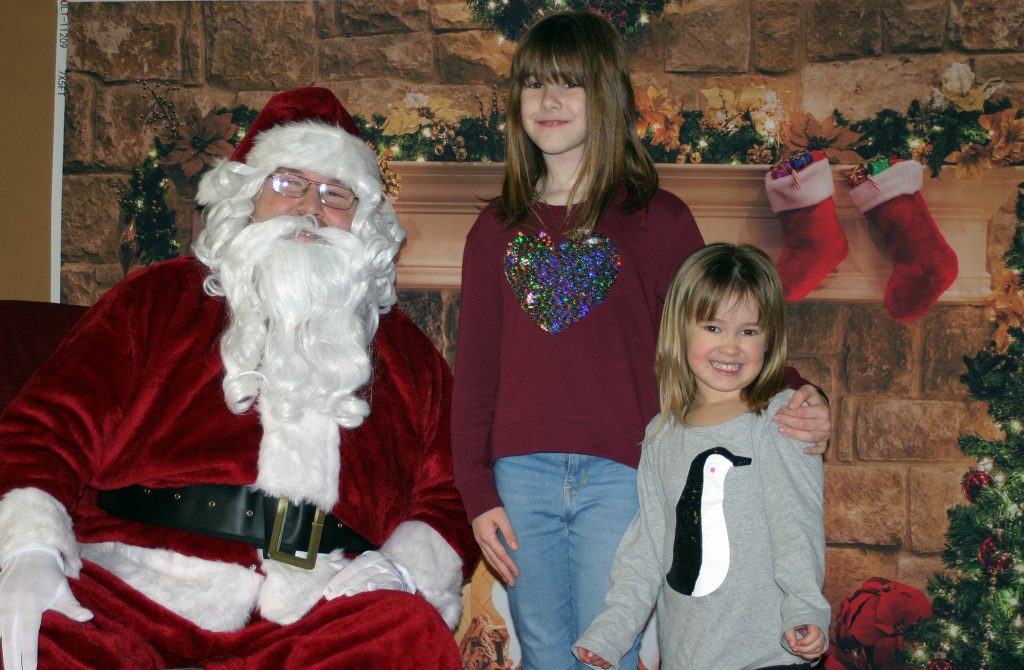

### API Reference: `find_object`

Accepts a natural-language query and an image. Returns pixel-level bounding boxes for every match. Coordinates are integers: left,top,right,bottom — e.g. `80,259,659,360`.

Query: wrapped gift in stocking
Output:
847,158,958,322
764,150,849,300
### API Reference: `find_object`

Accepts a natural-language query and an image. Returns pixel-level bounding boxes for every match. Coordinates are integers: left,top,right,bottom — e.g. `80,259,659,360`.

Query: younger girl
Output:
575,243,830,670
452,11,831,670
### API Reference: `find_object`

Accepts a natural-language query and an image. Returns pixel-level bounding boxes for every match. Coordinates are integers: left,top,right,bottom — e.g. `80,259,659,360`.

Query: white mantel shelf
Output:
390,162,1022,301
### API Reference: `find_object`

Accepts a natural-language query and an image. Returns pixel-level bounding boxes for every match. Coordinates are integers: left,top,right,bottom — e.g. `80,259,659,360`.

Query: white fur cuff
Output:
848,160,923,214
0,488,81,577
380,521,464,629
765,158,835,214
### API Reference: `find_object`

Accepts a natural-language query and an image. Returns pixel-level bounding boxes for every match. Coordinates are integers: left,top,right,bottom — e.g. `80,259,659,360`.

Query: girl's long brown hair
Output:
499,11,658,236
652,243,789,437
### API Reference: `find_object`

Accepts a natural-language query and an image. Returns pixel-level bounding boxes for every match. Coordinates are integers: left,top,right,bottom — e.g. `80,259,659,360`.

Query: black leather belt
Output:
97,484,376,570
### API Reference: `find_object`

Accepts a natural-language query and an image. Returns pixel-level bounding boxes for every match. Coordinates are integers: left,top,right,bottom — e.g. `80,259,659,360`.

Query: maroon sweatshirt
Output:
452,189,706,519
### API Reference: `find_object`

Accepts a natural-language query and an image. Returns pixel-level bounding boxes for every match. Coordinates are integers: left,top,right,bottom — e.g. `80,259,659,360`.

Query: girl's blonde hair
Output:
653,243,789,435
499,11,658,236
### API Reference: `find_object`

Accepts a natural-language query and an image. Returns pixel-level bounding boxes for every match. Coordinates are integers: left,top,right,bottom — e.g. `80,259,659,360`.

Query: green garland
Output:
464,0,683,41
113,91,1017,270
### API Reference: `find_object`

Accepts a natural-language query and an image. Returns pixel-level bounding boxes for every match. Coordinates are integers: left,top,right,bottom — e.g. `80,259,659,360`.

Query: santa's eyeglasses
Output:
266,173,357,211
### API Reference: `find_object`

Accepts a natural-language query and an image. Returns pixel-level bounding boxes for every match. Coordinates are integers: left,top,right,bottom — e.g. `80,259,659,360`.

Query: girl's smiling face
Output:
685,293,767,405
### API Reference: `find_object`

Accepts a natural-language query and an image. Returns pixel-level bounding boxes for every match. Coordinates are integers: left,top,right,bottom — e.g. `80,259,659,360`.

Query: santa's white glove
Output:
323,550,416,600
0,545,93,670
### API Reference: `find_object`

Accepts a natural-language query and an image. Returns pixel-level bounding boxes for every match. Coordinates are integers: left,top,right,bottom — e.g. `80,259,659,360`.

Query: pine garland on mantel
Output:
111,63,1021,271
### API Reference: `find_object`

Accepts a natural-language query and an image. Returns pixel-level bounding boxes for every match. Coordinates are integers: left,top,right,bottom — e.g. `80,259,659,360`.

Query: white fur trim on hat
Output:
764,157,835,214
244,120,383,229
0,487,81,577
380,520,464,629
848,159,924,214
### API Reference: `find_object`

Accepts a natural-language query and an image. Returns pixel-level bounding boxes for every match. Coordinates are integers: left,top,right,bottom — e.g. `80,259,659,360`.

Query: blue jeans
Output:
495,453,642,670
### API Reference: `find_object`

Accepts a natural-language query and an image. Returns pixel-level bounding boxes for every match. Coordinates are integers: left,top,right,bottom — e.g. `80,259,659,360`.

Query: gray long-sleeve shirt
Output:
574,390,829,670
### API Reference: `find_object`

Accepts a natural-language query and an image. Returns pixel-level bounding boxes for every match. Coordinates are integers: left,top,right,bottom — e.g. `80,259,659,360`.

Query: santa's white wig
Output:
188,91,405,501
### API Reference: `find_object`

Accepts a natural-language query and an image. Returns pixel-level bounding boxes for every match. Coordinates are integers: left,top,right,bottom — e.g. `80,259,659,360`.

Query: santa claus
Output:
0,88,477,669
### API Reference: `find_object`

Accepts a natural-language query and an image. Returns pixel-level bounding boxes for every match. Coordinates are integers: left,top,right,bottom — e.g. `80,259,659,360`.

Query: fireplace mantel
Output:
390,162,1021,301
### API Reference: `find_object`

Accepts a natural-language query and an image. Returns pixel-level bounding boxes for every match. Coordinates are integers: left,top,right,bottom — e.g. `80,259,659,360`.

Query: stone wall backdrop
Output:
61,0,1023,656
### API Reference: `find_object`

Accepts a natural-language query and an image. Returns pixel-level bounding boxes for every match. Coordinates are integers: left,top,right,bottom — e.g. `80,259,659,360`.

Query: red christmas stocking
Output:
764,150,849,300
848,159,958,322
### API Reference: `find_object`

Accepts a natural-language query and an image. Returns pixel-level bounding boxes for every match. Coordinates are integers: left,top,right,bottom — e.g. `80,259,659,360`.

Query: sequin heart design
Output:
504,231,621,333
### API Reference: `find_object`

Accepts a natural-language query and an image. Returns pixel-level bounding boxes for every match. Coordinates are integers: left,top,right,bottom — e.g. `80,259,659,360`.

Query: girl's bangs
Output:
514,34,587,85
689,284,761,325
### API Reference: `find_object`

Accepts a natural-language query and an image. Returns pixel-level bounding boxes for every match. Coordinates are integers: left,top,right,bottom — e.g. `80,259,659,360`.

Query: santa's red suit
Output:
0,257,475,668
0,88,477,669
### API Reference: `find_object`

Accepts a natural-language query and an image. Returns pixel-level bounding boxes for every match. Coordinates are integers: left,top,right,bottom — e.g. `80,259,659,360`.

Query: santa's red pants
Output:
38,562,461,669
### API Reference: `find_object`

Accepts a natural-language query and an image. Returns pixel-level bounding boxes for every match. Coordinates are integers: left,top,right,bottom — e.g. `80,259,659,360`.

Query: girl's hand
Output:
773,384,831,454
471,507,521,587
784,624,826,660
575,646,612,669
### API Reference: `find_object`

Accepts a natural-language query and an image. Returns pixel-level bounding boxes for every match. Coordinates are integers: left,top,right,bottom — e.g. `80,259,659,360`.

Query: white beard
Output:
214,215,379,508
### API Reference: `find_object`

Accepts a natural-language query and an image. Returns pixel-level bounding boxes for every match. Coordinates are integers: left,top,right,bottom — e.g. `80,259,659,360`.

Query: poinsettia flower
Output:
637,86,678,118
939,61,1001,111
980,108,1024,164
946,141,995,177
649,114,683,151
383,94,460,135
988,267,1024,351
941,62,975,97
700,85,780,133
160,109,237,179
780,112,865,164
833,577,931,670
635,86,683,150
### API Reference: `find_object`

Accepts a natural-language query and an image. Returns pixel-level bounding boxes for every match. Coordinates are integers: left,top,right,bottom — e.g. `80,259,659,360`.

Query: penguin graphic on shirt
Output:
666,446,752,596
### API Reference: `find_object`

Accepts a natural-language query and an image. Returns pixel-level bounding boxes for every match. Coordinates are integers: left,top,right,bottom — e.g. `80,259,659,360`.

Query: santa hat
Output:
233,87,384,212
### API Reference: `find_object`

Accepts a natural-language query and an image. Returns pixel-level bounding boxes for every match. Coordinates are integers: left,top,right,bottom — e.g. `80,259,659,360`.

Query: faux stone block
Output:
896,553,945,595
909,466,966,552
336,0,429,35
801,54,943,120
954,0,1024,51
755,0,801,73
806,0,882,61
205,3,318,90
786,302,846,356
431,3,477,31
322,35,435,82
92,85,160,170
68,2,186,82
63,74,95,168
665,0,751,74
60,264,99,307
438,31,516,83
885,0,948,53
922,305,992,396
825,465,906,545
852,398,998,461
842,306,915,395
61,174,124,264
824,546,900,612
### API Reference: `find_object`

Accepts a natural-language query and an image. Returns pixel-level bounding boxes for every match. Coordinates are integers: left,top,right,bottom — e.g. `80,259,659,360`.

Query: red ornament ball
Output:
979,535,1012,572
926,658,954,670
962,470,994,503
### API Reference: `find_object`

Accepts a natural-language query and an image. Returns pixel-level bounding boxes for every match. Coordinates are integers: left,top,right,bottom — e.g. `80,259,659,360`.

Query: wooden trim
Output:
391,162,1022,299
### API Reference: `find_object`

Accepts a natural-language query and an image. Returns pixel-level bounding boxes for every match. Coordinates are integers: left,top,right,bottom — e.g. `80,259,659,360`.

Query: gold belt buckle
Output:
268,498,325,569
